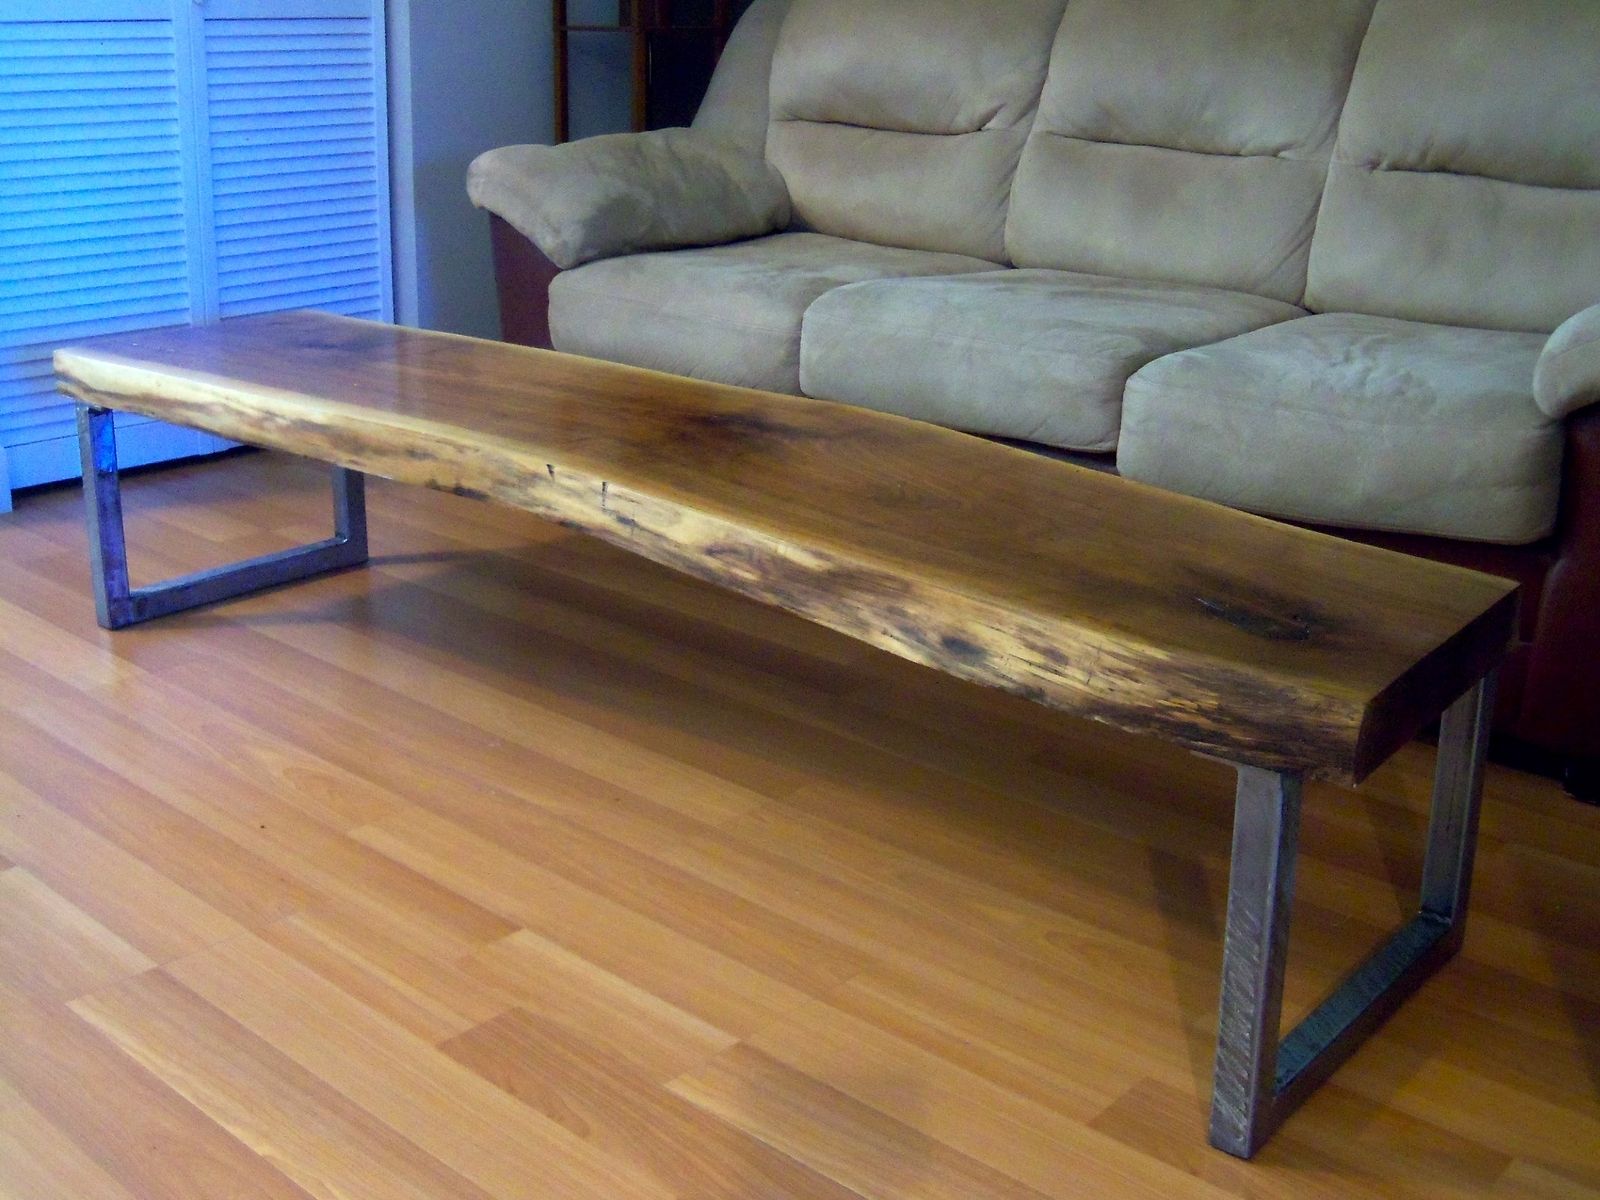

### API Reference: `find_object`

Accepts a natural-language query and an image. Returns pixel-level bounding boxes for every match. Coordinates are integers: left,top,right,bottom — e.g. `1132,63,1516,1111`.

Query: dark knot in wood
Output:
1194,594,1321,643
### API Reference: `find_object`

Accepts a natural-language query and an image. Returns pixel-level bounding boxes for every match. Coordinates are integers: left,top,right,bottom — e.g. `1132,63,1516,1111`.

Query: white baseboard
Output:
4,418,236,499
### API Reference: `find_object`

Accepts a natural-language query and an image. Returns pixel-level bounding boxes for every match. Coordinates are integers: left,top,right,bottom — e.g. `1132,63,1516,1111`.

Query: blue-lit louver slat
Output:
0,19,192,449
206,17,386,321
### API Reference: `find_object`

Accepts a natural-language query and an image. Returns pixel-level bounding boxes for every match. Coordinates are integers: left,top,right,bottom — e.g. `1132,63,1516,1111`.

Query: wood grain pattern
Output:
0,981,319,1200
0,869,153,1004
440,1008,867,1200
162,932,676,1200
54,310,1516,781
0,452,1596,1199
71,971,502,1200
0,1073,142,1200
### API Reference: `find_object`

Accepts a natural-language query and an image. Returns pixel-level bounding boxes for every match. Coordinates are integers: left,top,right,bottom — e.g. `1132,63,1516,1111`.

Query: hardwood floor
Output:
1,449,1596,1200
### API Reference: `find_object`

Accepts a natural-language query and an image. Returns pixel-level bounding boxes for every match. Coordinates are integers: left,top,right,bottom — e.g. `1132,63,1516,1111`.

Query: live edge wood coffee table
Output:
57,311,1516,1158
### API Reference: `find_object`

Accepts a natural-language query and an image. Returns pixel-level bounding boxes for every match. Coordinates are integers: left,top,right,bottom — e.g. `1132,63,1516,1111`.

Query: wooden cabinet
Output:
552,0,732,142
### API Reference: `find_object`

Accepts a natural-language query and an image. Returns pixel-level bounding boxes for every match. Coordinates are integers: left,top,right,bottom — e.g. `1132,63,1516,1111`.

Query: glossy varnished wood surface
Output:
55,311,1516,782
0,453,1596,1199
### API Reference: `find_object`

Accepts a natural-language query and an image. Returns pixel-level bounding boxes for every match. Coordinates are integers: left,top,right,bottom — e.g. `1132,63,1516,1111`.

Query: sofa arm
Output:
1519,403,1600,763
1534,303,1600,420
489,214,560,349
467,127,790,271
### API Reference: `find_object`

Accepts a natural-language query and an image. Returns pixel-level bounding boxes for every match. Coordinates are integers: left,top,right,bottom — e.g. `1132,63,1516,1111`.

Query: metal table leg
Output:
1208,671,1497,1157
77,404,370,630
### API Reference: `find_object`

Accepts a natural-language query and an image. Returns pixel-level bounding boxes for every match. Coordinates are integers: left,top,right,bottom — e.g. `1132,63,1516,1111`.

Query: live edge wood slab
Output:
56,310,1514,784
57,311,1517,1158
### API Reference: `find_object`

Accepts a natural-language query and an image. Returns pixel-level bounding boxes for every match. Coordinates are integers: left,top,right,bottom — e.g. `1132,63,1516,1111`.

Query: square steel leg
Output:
77,404,369,630
1208,671,1497,1157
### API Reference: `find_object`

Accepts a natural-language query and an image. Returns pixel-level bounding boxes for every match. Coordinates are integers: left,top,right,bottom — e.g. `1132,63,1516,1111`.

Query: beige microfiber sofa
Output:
468,0,1600,791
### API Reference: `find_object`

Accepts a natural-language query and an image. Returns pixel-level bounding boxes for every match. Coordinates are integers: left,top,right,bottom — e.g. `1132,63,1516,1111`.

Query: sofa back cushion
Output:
1305,0,1600,333
1007,0,1375,304
765,0,1068,262
694,0,793,156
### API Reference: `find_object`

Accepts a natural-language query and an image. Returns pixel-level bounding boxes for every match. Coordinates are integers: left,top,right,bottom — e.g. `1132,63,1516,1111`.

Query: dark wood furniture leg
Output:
553,0,570,143
1209,671,1496,1157
630,0,650,132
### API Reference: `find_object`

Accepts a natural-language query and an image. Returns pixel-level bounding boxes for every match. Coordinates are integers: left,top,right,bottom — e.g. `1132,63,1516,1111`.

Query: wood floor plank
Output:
136,479,274,547
825,963,1197,1120
550,771,1263,1047
163,932,677,1200
456,930,736,1082
670,1044,1060,1200
0,592,157,693
156,636,768,839
161,584,793,823
251,908,516,1047
442,1007,867,1200
1423,953,1600,1056
1374,981,1600,1106
738,993,1239,1200
0,698,313,932
0,573,408,834
0,771,244,962
0,982,317,1200
1333,1053,1600,1170
67,514,827,820
362,795,873,1000
72,971,502,1200
1493,1158,1600,1199
766,774,1600,1014
0,552,208,681
0,869,154,1003
0,1073,144,1200
351,804,835,1038
0,518,77,567
1087,1076,1510,1200
0,653,517,956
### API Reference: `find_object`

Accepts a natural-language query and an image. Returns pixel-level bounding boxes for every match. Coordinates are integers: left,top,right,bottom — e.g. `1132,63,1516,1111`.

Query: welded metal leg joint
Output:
1207,671,1497,1158
77,403,369,630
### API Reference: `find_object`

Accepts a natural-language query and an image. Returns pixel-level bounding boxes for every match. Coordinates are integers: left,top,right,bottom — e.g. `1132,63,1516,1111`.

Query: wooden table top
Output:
56,311,1517,782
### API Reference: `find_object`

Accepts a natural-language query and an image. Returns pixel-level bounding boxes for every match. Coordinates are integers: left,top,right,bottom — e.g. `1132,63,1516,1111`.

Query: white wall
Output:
386,0,633,339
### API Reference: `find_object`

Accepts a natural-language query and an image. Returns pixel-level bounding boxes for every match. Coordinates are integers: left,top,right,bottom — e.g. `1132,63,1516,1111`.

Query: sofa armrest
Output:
467,127,790,271
1519,403,1600,760
1535,303,1600,420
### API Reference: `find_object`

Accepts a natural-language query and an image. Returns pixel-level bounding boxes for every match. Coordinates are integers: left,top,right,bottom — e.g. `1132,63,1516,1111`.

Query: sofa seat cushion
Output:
1120,313,1559,543
798,269,1304,452
548,231,996,394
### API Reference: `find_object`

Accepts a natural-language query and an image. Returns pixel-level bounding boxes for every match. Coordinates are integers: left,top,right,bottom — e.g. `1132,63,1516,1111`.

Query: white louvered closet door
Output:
202,0,392,322
0,2,214,503
0,0,390,511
